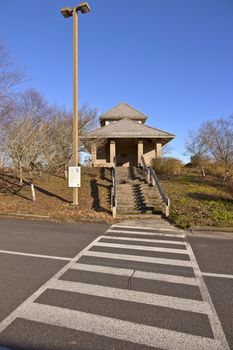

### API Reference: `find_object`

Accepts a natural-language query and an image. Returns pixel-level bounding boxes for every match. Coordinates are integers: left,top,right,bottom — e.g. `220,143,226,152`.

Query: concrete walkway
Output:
116,217,182,232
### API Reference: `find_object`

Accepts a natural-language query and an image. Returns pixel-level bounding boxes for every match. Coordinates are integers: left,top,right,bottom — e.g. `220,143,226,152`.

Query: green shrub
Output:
151,158,183,175
205,161,233,179
151,158,163,174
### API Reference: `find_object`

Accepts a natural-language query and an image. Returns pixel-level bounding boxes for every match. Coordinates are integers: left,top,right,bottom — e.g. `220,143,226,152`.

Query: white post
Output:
31,183,36,202
112,206,117,218
147,170,150,184
110,140,116,164
137,140,143,166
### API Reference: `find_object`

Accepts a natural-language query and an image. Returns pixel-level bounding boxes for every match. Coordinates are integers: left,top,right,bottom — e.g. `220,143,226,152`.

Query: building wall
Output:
93,138,161,167
143,140,156,165
115,139,137,167
95,141,110,166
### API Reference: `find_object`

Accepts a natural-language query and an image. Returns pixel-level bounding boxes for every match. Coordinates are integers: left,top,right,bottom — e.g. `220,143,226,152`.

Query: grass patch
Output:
0,168,115,224
160,174,233,228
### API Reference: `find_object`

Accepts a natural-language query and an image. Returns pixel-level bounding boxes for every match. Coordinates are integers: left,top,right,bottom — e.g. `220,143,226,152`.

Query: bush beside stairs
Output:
116,166,163,216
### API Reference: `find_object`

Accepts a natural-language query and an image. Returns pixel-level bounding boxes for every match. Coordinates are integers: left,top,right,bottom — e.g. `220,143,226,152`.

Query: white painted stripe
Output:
84,250,192,267
101,235,188,246
95,242,189,255
107,229,185,238
186,244,230,350
0,249,71,261
134,270,197,285
49,279,210,314
17,303,223,350
71,263,198,286
0,236,103,334
111,224,180,232
72,263,133,276
202,272,233,280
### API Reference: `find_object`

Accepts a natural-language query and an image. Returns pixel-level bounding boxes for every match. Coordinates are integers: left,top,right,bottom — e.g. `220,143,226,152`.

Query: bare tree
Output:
2,116,49,199
202,118,233,180
1,89,51,200
162,144,172,158
1,81,99,199
79,103,99,136
185,129,209,177
0,39,25,122
14,88,54,122
46,104,99,177
0,39,25,166
45,110,72,178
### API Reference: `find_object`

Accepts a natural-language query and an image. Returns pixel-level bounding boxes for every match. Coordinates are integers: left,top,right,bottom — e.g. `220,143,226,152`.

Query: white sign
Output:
68,166,81,188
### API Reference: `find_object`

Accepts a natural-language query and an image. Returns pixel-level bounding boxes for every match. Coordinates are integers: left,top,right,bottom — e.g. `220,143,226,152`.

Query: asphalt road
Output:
0,218,232,350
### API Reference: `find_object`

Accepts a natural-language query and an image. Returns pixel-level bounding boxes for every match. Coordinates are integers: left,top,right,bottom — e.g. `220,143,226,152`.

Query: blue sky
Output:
1,0,233,161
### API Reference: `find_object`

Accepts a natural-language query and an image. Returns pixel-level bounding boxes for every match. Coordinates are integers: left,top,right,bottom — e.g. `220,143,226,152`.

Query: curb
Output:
0,212,50,219
189,226,233,233
0,212,109,225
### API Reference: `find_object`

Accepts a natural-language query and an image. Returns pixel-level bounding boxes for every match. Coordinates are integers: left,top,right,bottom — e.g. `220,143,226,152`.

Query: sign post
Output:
68,166,81,188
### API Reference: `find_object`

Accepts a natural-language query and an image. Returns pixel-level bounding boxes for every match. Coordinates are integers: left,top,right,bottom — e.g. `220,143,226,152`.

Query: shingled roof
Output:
82,118,175,140
99,103,148,122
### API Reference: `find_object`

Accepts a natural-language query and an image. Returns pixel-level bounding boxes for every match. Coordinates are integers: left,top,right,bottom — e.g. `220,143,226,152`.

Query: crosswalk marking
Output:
0,249,71,261
186,243,230,350
71,263,198,285
16,303,223,350
0,235,102,334
111,224,179,232
50,279,210,314
202,272,233,280
95,241,189,255
0,224,230,350
107,229,186,238
100,235,188,245
84,250,192,267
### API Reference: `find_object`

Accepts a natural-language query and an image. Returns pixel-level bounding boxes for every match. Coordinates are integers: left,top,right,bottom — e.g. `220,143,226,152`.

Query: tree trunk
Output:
31,183,36,201
19,163,23,185
223,162,230,181
201,165,205,177
64,165,68,180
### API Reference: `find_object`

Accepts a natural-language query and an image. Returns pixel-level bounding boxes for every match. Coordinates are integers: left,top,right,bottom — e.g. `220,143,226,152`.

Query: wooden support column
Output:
138,140,143,166
91,143,97,166
110,140,116,164
156,142,162,159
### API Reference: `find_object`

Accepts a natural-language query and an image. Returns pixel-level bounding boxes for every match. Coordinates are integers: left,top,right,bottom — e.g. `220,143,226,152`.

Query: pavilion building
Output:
82,103,175,167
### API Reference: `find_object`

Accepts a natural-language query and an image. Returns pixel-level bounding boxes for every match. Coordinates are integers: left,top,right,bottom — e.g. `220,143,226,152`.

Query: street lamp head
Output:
60,7,73,18
77,2,91,14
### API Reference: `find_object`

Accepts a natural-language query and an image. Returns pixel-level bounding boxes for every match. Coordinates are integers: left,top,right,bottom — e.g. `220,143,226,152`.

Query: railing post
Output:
165,198,170,217
148,163,170,218
147,170,150,184
111,158,117,217
112,206,117,218
151,171,156,186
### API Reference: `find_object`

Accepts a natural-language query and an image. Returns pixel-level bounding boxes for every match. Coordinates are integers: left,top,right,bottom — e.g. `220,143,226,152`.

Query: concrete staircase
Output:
116,167,163,216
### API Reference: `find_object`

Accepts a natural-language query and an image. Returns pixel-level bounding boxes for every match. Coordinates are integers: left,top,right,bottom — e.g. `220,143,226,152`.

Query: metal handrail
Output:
141,155,150,183
111,157,117,218
141,155,170,217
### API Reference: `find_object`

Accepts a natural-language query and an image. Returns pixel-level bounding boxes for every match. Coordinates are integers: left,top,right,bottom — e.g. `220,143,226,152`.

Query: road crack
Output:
127,269,135,290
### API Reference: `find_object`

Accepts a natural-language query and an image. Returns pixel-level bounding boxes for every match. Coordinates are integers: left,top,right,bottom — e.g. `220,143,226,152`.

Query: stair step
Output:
113,166,165,218
117,210,158,215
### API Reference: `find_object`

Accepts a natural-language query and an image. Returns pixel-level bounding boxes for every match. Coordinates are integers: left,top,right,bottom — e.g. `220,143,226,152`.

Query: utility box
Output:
68,166,81,188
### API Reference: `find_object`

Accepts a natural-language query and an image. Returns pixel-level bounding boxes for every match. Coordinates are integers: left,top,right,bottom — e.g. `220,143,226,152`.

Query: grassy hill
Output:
160,173,233,228
1,167,233,228
0,168,114,224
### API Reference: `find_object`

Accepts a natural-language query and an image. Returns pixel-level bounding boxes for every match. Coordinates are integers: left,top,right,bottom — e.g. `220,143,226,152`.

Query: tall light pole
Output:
60,2,90,205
